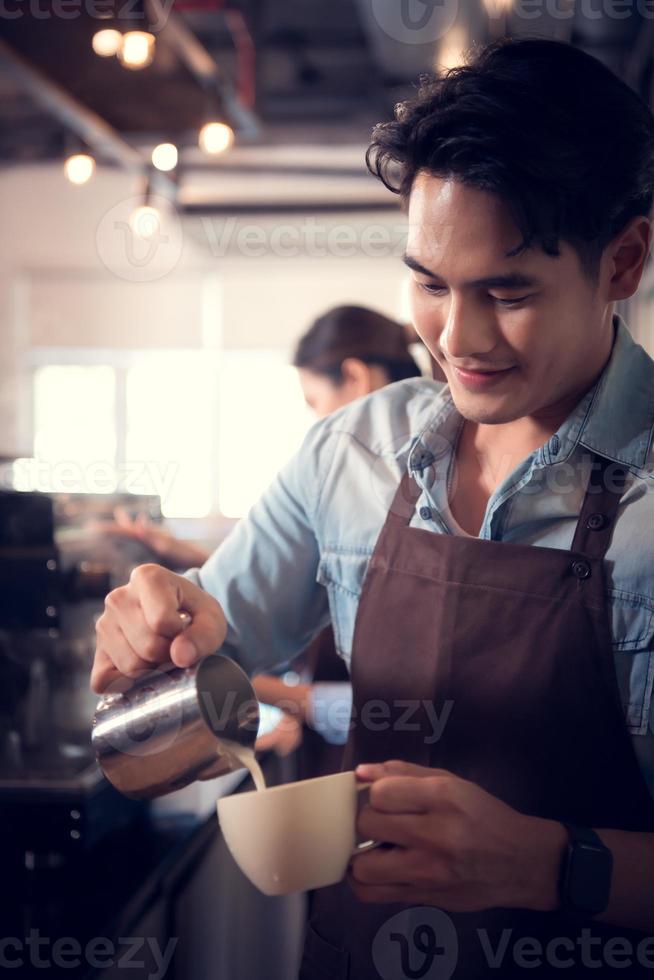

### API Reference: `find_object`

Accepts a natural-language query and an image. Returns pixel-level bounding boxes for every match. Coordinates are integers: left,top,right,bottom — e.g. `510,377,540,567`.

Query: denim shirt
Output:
189,315,654,795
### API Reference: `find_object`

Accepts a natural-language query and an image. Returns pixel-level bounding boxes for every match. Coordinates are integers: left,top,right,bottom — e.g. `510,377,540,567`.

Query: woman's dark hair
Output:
293,305,422,384
366,37,654,278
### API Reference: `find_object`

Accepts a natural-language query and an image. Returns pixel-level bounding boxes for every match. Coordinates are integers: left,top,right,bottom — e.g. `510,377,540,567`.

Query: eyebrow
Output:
402,253,542,290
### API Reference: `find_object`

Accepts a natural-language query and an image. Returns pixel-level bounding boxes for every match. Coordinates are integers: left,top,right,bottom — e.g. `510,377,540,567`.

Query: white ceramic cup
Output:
216,769,378,896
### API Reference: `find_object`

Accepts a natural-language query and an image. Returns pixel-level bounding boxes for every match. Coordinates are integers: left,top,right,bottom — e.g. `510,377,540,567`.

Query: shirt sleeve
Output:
185,424,331,678
307,682,354,745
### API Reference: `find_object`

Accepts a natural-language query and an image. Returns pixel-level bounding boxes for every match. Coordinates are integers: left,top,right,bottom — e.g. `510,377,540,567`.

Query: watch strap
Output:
559,823,613,920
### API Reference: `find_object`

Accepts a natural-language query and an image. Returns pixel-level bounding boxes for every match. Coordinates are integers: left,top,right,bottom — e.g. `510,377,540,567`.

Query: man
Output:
92,37,654,979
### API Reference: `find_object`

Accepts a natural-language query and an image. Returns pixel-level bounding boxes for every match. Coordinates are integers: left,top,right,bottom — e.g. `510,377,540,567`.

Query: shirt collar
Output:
409,313,654,476
552,314,654,471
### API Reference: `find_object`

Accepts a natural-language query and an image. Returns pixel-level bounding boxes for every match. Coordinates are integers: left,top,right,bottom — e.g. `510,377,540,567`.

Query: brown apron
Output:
300,452,654,979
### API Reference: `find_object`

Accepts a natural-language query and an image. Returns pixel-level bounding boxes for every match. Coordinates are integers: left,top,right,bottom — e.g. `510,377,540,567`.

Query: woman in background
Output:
104,305,427,767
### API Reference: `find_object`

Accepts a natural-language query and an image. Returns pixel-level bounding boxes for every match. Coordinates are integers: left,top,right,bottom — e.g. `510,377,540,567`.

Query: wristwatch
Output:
558,823,613,919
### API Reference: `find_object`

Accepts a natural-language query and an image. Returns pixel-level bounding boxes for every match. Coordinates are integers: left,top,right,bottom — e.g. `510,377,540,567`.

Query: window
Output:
26,348,311,519
125,353,215,518
218,351,313,518
32,364,118,492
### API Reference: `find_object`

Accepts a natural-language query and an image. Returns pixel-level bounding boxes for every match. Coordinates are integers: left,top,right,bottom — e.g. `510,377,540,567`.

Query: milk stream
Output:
226,743,266,792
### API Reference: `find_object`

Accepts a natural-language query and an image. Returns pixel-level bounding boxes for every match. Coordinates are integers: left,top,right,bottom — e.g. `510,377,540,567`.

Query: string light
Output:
482,0,514,13
436,26,469,72
92,29,122,57
151,143,178,172
198,121,234,155
118,31,156,70
129,204,162,240
64,153,95,185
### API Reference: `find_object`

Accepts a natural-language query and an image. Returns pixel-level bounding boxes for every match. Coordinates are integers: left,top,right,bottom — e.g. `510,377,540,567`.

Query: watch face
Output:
569,842,613,914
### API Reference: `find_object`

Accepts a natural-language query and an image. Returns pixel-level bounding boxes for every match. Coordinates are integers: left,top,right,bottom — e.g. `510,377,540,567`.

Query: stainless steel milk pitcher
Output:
92,654,260,799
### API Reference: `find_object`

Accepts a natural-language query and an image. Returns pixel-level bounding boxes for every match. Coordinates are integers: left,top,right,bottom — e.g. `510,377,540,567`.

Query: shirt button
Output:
571,560,591,580
419,506,432,521
550,435,561,456
586,513,607,531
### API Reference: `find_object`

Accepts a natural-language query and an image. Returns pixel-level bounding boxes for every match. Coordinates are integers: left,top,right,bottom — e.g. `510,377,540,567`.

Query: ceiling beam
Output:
0,36,176,197
145,0,261,140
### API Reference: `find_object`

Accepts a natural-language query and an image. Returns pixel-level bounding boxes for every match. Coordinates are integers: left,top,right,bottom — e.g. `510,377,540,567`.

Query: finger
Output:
346,869,415,905
114,506,135,529
357,807,425,848
254,733,276,753
170,578,227,667
350,846,419,887
356,760,445,782
105,588,174,666
91,647,125,694
360,776,436,815
130,565,187,638
91,645,153,694
96,612,156,680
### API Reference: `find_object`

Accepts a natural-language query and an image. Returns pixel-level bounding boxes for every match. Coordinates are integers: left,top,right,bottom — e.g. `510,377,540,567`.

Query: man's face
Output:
406,173,609,425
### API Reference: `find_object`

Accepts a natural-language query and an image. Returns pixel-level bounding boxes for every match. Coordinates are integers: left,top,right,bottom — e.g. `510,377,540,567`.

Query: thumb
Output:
169,577,227,668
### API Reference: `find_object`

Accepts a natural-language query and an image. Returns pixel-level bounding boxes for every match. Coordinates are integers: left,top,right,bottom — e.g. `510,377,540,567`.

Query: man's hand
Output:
349,760,567,912
91,563,227,693
255,713,304,757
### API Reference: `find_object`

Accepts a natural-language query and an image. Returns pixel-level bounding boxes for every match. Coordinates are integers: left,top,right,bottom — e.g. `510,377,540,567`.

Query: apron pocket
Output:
299,923,350,980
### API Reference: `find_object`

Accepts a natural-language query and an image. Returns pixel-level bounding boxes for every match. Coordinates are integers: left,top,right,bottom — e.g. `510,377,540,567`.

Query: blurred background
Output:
0,3,653,978
1,0,653,526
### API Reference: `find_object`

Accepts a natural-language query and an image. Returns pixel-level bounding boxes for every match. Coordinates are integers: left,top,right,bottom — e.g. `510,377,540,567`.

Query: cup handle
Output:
353,783,386,855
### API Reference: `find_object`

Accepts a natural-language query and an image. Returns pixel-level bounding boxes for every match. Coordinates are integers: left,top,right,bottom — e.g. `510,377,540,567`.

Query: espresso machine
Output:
0,489,161,869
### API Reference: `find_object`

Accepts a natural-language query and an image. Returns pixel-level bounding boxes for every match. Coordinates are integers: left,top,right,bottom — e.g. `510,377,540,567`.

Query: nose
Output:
439,295,498,362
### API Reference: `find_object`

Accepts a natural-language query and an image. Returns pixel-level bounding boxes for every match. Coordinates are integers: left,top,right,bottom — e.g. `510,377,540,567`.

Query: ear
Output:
605,215,652,301
340,358,375,396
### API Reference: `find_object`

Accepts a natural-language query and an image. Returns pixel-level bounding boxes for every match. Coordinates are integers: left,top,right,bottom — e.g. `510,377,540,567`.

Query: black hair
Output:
366,37,654,278
293,305,422,385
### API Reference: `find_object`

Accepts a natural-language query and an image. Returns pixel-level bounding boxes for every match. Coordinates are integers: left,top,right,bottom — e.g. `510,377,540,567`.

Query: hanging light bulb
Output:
482,0,514,12
92,29,122,57
129,203,162,240
198,121,234,155
151,142,178,172
118,31,156,70
64,153,95,185
436,26,469,72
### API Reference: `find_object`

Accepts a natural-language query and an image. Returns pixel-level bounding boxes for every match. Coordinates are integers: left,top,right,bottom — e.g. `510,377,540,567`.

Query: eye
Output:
491,295,531,307
418,282,447,296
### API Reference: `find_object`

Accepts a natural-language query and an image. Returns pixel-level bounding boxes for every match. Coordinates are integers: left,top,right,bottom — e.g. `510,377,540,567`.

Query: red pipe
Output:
223,8,257,110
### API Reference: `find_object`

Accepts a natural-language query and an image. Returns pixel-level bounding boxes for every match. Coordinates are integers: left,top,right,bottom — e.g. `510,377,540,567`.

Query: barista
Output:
92,37,654,979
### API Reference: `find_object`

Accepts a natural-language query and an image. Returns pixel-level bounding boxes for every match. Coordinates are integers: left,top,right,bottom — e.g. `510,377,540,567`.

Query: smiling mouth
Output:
455,366,514,374
451,365,516,388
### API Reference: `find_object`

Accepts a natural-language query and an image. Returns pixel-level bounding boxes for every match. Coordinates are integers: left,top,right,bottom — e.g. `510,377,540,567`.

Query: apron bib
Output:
300,454,654,979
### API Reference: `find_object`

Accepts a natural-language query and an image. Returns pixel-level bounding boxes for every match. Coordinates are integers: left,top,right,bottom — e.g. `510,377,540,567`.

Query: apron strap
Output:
384,470,423,527
385,453,626,560
386,453,626,560
571,453,627,559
